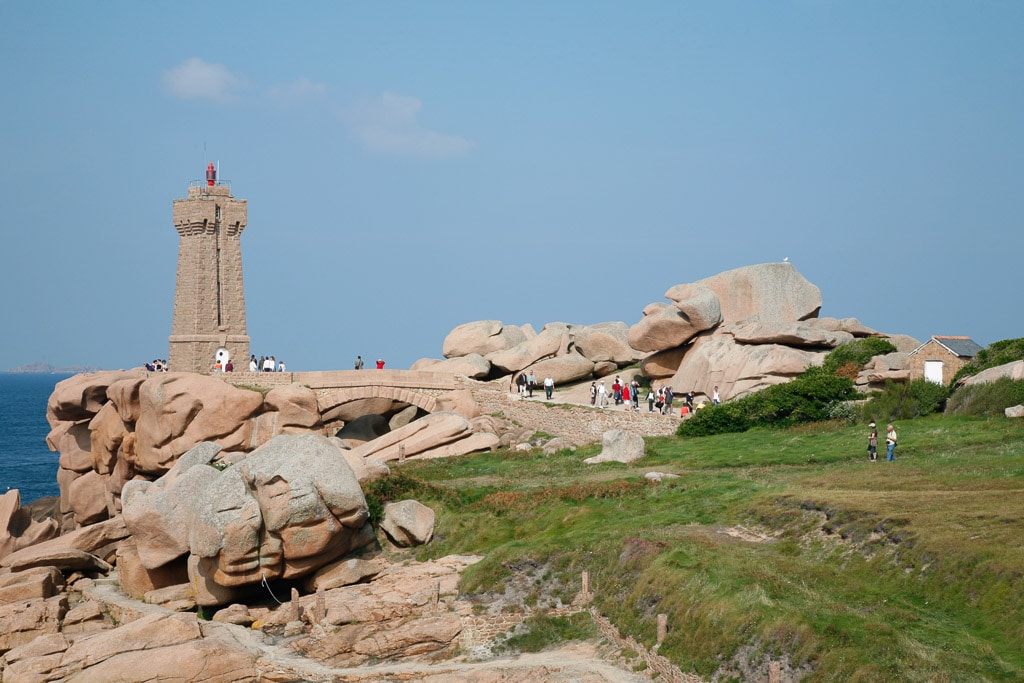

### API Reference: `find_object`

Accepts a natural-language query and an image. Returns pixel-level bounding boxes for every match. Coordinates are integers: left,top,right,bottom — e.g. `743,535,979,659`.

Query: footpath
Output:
470,380,683,446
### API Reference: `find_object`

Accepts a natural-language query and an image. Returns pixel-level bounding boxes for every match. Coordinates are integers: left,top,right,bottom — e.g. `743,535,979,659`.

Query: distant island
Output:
7,362,106,374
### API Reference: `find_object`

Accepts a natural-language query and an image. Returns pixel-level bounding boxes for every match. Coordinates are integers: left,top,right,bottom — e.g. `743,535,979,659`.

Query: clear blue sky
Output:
2,2,1021,371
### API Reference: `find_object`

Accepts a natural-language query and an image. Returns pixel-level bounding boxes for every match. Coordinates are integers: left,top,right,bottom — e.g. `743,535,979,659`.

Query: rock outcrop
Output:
959,360,1024,386
347,412,499,462
584,430,646,464
627,263,905,401
188,434,373,588
429,320,644,386
45,371,494,535
381,500,436,547
0,491,59,563
442,320,527,358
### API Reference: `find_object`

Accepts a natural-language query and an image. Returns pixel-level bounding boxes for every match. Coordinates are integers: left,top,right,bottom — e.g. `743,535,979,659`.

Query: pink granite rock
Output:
188,434,372,588
571,322,642,365
134,373,264,475
667,335,825,402
442,320,527,358
628,285,722,353
121,442,224,569
46,371,138,425
694,262,821,324
381,500,436,547
0,490,59,562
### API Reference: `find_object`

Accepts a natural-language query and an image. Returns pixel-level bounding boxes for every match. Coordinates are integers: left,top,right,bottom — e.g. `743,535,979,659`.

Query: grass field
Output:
371,414,1024,681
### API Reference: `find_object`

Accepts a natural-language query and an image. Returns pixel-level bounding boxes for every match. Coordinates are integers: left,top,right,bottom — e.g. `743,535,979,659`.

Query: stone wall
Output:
471,388,680,445
589,608,702,683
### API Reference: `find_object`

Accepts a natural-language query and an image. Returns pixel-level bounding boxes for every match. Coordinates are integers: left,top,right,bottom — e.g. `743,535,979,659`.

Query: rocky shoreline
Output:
1,263,923,681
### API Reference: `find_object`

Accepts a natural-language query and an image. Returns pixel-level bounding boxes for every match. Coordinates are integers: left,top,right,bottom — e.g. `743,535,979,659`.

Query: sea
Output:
0,373,70,504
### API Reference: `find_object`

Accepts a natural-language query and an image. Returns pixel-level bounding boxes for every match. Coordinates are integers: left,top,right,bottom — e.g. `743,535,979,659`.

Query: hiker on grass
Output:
886,424,898,461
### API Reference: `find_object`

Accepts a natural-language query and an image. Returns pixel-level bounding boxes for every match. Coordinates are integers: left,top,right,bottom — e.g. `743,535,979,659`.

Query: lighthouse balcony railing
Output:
188,179,232,191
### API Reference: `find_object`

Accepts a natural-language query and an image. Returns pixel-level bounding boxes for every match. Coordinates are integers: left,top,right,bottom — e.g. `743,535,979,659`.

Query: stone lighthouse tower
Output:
168,165,250,373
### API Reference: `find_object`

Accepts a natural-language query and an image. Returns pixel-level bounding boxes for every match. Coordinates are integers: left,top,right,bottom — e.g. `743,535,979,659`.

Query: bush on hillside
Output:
859,379,951,423
678,367,856,437
821,337,898,376
951,337,1024,385
945,377,1024,417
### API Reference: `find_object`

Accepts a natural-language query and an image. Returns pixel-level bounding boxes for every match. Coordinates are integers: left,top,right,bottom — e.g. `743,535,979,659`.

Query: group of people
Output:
249,355,285,372
143,359,168,372
867,422,898,461
515,371,555,399
587,377,705,416
353,356,386,370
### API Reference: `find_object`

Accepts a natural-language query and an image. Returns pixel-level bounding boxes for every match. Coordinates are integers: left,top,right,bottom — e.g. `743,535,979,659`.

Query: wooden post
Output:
656,613,668,646
581,570,590,595
769,661,782,683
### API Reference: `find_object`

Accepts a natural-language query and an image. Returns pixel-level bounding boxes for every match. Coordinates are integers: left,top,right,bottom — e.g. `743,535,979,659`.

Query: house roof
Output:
910,336,983,359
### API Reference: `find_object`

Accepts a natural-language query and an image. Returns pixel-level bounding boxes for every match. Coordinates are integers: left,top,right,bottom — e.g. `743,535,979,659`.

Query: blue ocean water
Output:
0,373,70,504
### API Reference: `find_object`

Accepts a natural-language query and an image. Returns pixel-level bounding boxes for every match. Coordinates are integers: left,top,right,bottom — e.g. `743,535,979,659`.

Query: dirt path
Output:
260,641,654,682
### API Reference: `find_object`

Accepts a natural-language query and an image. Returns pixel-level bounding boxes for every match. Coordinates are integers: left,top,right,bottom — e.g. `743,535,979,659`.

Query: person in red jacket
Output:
376,358,385,369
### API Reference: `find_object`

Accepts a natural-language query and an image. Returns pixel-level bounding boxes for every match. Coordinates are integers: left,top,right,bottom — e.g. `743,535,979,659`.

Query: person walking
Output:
527,371,536,398
647,387,656,412
590,382,597,405
631,381,641,411
663,386,674,415
544,376,554,400
354,355,364,370
597,381,607,408
867,422,878,461
516,372,527,397
712,386,721,406
886,424,898,461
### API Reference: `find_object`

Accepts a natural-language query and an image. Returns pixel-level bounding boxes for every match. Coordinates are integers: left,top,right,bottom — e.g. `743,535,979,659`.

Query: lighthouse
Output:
168,166,251,373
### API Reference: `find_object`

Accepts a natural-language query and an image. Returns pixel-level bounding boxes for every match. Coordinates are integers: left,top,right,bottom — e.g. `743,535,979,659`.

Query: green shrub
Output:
952,338,1024,385
946,377,1024,416
678,367,856,437
827,400,858,423
822,338,898,375
360,470,458,523
497,612,598,654
859,379,951,423
678,402,751,437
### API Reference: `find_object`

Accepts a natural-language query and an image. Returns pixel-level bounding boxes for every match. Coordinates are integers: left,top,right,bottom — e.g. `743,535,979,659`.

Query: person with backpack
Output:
867,422,878,461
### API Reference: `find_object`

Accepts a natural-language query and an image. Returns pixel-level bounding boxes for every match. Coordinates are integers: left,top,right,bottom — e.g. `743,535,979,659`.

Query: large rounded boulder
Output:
134,373,264,475
628,285,722,353
442,320,527,358
188,433,373,588
694,262,821,324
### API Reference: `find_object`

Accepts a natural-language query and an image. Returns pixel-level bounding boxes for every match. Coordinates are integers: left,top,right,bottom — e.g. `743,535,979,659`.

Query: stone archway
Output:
317,385,439,427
